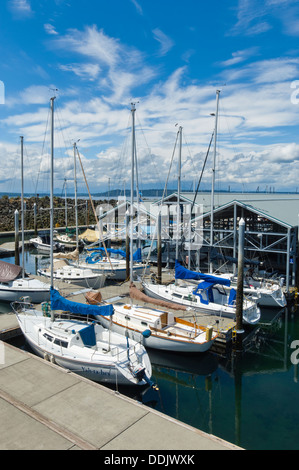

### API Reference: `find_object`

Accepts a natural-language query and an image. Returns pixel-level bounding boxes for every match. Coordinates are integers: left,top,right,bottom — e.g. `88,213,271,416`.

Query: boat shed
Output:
95,192,299,290
146,192,299,290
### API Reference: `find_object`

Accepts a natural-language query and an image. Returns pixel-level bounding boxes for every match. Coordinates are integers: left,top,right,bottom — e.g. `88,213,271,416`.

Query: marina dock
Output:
0,277,241,451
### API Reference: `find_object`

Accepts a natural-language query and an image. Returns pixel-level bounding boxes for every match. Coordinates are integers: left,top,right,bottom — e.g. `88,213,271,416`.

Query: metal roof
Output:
181,192,299,228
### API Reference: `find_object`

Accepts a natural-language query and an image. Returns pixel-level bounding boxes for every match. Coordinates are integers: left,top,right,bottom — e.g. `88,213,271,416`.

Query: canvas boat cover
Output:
0,260,22,282
50,287,114,316
175,260,231,287
130,282,187,311
53,248,79,260
78,228,100,242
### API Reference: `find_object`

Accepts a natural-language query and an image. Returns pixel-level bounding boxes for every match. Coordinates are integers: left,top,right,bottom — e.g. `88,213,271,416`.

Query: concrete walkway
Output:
0,275,241,451
0,341,241,451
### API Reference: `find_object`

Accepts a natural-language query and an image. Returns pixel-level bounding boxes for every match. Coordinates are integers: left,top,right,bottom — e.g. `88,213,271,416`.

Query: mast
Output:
73,141,79,252
209,89,220,273
50,96,55,320
174,126,182,286
130,102,136,282
175,126,182,261
20,136,25,279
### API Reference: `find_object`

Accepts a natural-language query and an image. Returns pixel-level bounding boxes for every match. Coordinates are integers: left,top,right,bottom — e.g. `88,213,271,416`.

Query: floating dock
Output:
0,272,243,451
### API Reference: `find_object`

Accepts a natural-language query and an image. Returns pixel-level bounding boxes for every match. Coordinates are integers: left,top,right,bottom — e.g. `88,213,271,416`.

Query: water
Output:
2,248,299,450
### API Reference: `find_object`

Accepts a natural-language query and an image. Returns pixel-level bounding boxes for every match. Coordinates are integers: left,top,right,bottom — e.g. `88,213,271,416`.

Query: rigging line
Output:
135,113,164,192
191,131,214,214
160,129,180,205
34,103,51,196
55,104,74,188
76,146,113,271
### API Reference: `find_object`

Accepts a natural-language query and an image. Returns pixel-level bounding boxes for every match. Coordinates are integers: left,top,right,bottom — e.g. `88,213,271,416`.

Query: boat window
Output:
125,315,131,321
172,293,182,298
54,338,69,348
43,333,53,342
141,321,148,327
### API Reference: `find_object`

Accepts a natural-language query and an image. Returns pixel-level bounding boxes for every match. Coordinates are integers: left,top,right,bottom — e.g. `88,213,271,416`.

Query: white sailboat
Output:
213,270,286,308
86,103,219,353
87,286,218,353
30,231,63,253
74,246,148,281
0,259,50,303
12,288,152,386
141,110,260,325
0,136,50,303
38,141,106,289
12,97,153,387
142,261,261,325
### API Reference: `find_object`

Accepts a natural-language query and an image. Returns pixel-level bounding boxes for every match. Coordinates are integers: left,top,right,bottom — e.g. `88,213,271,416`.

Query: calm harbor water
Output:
1,248,299,450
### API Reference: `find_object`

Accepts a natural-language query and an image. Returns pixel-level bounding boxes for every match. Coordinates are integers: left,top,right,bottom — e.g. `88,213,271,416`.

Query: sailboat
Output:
0,259,50,303
142,261,261,325
12,288,152,386
30,231,64,253
212,269,287,308
37,141,107,289
0,136,50,303
74,246,148,281
86,104,219,353
12,97,153,387
141,106,260,325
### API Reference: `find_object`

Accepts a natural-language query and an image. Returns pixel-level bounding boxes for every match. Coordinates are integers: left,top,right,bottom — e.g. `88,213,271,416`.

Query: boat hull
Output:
38,269,106,289
96,313,216,353
26,338,138,385
0,278,50,303
76,261,150,281
15,312,152,386
142,282,261,325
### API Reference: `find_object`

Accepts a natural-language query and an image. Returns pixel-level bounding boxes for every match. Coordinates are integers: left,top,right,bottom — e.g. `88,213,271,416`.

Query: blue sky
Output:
1,0,299,195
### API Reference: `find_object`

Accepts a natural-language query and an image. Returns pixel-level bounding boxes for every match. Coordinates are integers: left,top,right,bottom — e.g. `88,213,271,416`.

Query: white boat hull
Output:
142,282,261,325
38,267,106,289
95,304,218,353
0,278,50,303
99,317,215,352
75,260,150,281
15,310,152,386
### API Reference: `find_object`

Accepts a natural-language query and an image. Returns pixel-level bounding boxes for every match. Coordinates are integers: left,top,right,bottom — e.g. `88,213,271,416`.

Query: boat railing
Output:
11,299,38,316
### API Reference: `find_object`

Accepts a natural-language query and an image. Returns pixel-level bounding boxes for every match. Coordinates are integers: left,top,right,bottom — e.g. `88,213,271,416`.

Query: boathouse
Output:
96,192,299,290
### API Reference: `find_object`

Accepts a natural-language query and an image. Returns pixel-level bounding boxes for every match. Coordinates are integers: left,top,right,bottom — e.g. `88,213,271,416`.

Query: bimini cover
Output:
50,288,114,316
0,260,22,282
175,260,231,287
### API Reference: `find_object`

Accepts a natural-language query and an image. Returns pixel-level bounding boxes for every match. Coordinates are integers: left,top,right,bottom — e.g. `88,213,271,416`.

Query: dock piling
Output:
235,218,245,350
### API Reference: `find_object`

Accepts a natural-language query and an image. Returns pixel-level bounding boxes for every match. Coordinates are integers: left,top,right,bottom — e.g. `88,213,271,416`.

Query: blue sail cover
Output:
50,288,114,316
86,247,142,262
175,260,231,287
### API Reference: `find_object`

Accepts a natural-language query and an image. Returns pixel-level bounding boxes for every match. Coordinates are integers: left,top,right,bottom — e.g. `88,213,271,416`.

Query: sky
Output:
1,0,299,195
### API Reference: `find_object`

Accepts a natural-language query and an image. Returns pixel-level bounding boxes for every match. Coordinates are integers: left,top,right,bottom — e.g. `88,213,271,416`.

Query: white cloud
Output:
220,47,259,67
8,0,33,18
59,63,101,81
130,0,143,15
44,23,58,35
152,28,174,56
231,0,299,37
